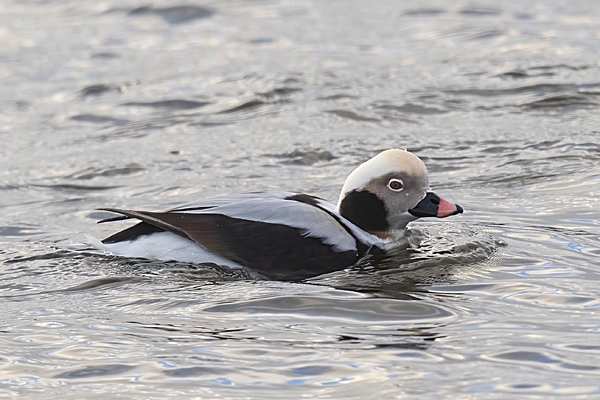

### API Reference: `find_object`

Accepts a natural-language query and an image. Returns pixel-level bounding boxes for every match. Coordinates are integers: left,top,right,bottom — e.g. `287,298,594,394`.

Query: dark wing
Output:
98,194,361,280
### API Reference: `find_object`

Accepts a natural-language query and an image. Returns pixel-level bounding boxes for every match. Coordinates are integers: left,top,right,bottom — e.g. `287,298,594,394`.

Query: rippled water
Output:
2,0,600,398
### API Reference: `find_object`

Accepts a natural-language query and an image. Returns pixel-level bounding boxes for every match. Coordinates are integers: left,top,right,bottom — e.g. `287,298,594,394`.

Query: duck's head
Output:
336,149,463,238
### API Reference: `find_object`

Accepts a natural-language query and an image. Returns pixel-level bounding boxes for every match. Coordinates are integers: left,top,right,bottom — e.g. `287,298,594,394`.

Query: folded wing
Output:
99,193,362,280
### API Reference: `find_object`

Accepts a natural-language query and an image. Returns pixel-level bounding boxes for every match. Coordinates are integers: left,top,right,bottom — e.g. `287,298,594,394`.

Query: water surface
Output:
1,0,600,398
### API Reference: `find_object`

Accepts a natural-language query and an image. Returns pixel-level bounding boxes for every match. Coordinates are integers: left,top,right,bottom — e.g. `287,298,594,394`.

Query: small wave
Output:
309,223,505,296
122,100,211,110
204,295,455,323
375,103,447,115
523,94,598,109
0,225,40,237
90,52,119,59
316,94,359,101
67,164,145,180
482,350,600,373
79,82,137,97
218,87,300,114
266,149,337,166
79,84,117,97
496,65,590,79
31,183,121,192
218,99,266,114
443,83,577,97
403,9,445,17
54,364,136,379
436,26,506,41
54,276,143,293
70,114,128,124
127,6,215,24
257,87,301,99
326,110,380,122
459,7,502,16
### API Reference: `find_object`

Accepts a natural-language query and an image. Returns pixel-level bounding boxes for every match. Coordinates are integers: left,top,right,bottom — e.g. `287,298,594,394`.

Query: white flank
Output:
86,232,244,269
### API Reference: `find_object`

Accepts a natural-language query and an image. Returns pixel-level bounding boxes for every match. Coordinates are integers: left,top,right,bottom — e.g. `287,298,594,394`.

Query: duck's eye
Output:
388,178,404,192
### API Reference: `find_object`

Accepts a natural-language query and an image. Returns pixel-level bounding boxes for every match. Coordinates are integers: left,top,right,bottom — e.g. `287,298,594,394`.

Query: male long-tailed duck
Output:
90,149,462,280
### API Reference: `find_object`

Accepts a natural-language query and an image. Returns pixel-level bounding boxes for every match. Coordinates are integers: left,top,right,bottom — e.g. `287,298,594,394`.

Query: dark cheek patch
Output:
339,190,389,232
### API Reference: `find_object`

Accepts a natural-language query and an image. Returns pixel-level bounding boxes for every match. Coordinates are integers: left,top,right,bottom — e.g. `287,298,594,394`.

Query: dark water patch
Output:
326,110,380,122
188,121,232,127
496,70,555,79
405,144,442,154
127,6,215,24
79,82,138,97
80,84,117,98
54,276,142,293
90,115,191,139
32,184,121,192
287,365,332,376
472,171,560,186
523,139,562,150
522,94,599,109
249,38,274,44
122,100,211,110
204,295,454,322
163,366,229,378
266,149,336,166
514,13,535,20
258,87,301,99
217,87,299,114
444,83,577,97
424,163,468,173
497,71,531,79
0,226,39,237
90,52,120,59
4,250,76,264
484,350,600,372
522,225,599,239
218,99,266,114
480,145,518,154
70,114,129,124
0,283,36,292
553,344,600,353
70,257,254,283
282,77,302,85
68,164,145,180
438,26,506,41
459,7,502,16
470,29,505,40
497,64,592,80
123,320,250,340
468,382,597,395
14,100,30,109
530,64,590,72
54,364,135,379
375,103,447,115
403,9,445,16
316,94,359,101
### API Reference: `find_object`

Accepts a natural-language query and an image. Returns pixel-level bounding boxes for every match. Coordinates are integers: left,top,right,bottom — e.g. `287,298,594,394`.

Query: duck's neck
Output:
370,228,407,241
337,190,390,233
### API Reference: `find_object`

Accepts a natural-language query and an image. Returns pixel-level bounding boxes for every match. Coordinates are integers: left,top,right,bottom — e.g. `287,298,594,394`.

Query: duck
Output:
90,149,463,280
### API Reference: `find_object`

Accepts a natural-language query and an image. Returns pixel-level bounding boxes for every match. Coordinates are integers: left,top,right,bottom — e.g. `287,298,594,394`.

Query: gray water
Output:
2,0,600,398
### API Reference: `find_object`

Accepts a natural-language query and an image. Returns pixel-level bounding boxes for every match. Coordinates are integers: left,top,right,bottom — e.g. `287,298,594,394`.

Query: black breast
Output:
338,190,389,232
203,215,361,281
